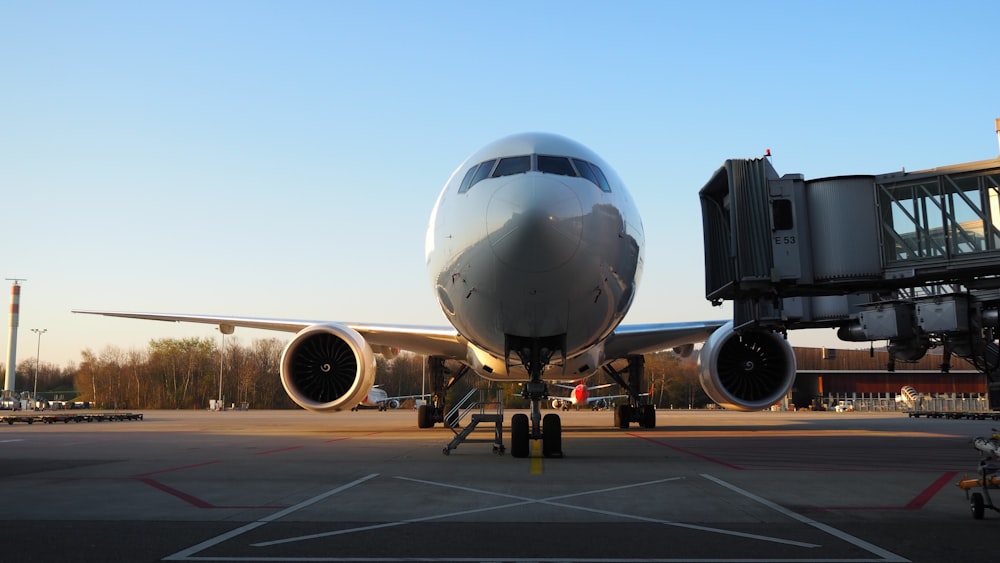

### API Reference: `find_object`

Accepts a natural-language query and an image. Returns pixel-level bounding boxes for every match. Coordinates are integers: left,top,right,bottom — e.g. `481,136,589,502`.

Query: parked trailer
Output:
1,412,143,425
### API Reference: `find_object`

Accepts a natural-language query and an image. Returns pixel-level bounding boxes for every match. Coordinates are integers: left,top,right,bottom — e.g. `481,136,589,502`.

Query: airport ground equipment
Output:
1,412,143,425
958,430,1000,519
442,388,505,455
700,145,1000,408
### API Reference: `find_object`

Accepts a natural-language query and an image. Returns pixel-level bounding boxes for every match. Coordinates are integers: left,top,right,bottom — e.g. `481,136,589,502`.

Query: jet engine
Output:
279,323,377,412
697,321,796,411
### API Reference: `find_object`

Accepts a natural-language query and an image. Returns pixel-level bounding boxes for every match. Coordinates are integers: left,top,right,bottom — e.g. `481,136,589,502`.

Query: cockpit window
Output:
537,155,577,177
457,154,612,193
458,159,496,194
471,159,495,182
457,166,478,194
573,158,611,192
590,163,611,192
492,155,531,177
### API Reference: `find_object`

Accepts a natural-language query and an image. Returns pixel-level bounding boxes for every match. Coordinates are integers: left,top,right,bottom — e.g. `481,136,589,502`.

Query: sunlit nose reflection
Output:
487,176,583,272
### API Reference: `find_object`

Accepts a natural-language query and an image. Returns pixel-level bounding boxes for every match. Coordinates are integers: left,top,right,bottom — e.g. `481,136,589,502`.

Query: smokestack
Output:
5,280,23,393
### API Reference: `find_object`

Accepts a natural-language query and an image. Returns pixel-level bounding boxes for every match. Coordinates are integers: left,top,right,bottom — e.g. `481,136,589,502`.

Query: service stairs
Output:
442,387,505,455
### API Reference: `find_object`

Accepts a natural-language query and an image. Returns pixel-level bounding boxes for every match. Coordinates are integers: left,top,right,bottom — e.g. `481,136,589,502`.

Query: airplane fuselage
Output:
426,133,644,380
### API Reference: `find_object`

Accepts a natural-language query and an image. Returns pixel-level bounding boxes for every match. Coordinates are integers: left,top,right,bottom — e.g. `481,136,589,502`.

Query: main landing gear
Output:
604,354,656,429
417,356,470,429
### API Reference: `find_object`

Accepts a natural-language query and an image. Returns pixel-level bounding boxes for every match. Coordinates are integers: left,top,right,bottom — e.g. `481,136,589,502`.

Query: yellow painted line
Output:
530,440,543,474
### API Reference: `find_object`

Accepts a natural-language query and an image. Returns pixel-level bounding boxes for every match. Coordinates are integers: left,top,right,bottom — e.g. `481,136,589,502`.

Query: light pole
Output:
216,324,234,411
30,328,46,409
218,330,224,410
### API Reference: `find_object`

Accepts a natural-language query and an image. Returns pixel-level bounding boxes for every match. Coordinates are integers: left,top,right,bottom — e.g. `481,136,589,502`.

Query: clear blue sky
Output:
3,1,999,367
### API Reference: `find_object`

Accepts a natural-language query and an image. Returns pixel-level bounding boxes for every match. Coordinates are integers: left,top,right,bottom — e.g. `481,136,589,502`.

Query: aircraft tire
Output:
641,405,656,429
511,413,530,458
615,404,631,429
971,492,985,520
417,405,434,428
542,413,563,458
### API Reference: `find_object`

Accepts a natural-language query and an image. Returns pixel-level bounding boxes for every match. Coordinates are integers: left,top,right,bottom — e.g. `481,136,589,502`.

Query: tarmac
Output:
0,407,996,562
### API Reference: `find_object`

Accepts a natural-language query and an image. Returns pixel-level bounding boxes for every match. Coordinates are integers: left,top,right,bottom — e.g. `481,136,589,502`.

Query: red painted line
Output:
134,460,220,478
139,478,214,508
798,471,960,512
626,433,744,470
137,478,286,510
906,470,958,510
256,445,304,455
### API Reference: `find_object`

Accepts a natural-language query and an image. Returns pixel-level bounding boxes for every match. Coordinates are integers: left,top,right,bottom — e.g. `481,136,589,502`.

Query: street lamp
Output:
30,328,47,409
216,324,234,411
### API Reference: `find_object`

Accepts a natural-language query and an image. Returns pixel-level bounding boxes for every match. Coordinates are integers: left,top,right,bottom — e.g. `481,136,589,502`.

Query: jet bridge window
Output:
492,155,531,178
771,199,794,230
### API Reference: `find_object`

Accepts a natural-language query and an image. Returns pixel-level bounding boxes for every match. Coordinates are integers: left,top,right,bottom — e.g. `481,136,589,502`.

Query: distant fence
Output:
820,392,990,413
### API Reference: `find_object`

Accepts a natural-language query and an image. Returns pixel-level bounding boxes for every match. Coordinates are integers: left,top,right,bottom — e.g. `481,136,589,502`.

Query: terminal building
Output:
791,346,984,411
700,119,1000,410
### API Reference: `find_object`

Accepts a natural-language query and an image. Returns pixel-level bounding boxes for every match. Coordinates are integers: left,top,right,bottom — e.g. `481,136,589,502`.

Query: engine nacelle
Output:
386,399,401,409
279,323,377,412
697,321,796,411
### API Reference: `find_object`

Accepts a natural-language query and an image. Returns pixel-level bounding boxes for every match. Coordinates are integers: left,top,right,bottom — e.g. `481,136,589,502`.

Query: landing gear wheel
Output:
971,492,985,519
511,413,530,458
615,404,632,429
417,405,434,428
542,413,563,458
640,405,656,429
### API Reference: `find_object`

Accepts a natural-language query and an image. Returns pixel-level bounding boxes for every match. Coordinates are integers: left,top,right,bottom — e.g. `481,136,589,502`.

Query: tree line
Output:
2,337,706,410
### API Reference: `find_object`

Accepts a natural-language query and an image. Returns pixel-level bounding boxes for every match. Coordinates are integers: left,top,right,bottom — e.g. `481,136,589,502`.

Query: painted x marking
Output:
253,475,817,548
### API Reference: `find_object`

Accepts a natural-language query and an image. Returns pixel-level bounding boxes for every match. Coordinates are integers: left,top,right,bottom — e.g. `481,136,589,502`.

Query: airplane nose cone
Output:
487,175,583,272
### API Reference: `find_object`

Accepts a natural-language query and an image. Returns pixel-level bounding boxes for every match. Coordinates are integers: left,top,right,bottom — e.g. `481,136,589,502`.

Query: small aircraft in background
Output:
550,381,627,411
352,386,428,411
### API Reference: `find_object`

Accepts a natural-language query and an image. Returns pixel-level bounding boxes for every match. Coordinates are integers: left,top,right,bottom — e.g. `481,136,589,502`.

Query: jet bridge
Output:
699,151,1000,407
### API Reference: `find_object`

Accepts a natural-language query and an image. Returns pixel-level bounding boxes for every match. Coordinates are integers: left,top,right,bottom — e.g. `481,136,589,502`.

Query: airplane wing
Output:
71,310,468,359
371,388,432,403
603,321,726,358
585,393,627,403
72,312,724,367
553,382,614,391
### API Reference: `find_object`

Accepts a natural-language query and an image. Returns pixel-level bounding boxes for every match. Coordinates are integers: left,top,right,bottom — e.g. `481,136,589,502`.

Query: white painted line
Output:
260,475,815,549
163,473,379,561
702,473,909,563
166,472,908,562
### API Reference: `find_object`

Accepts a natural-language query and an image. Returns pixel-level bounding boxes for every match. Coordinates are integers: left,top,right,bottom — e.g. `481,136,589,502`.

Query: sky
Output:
3,0,1000,368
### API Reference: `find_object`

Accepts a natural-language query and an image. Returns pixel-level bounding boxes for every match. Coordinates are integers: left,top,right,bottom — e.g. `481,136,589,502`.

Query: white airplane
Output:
352,386,428,411
75,132,796,458
549,381,625,411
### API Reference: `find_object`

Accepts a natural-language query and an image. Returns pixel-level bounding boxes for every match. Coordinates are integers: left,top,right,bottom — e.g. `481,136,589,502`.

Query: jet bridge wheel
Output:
542,413,563,458
511,413,530,458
